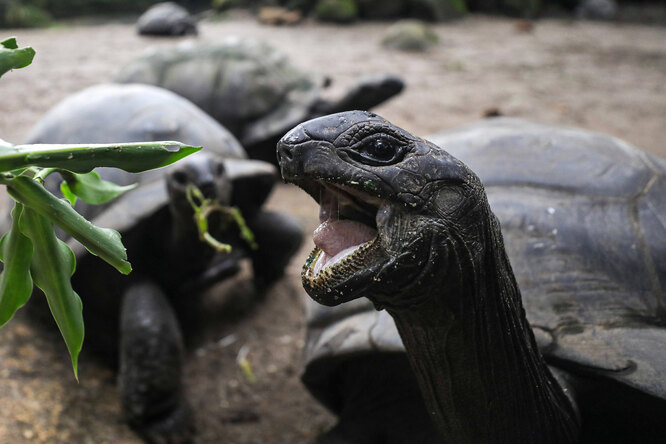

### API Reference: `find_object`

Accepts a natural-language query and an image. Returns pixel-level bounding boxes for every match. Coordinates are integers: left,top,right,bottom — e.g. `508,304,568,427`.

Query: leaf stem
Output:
33,167,57,182
185,184,257,252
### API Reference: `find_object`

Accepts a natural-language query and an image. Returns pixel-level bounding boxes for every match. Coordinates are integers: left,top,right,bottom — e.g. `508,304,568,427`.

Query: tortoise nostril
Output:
279,145,294,162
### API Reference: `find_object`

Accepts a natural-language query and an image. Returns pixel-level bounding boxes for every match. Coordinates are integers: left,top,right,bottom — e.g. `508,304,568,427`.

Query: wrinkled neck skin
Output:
377,204,580,444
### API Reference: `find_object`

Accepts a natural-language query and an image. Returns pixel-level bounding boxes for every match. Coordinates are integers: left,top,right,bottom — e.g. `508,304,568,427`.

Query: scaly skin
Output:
277,111,580,443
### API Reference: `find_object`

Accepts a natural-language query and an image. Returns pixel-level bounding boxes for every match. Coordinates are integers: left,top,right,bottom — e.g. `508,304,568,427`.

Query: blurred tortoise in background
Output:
23,83,303,443
276,114,666,443
115,37,404,165
137,1,198,36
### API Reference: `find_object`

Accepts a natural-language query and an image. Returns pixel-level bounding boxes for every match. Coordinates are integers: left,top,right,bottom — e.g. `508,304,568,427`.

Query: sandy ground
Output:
0,11,665,444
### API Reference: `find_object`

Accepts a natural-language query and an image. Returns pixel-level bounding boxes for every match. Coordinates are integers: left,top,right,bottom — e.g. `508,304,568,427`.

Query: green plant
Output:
4,1,53,28
314,0,358,23
0,38,201,378
0,37,34,75
2,1,53,28
410,0,467,20
186,184,257,253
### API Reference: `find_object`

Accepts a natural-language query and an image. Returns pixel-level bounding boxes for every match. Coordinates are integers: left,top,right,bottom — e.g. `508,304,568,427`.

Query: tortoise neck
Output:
166,212,212,279
386,214,579,443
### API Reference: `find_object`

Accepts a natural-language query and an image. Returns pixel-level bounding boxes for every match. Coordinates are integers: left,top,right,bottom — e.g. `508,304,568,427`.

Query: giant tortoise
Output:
277,113,666,443
115,38,404,164
23,83,303,443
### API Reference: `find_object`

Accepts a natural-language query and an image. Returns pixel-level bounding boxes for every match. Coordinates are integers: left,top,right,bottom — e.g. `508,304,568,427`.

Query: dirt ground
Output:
0,10,665,444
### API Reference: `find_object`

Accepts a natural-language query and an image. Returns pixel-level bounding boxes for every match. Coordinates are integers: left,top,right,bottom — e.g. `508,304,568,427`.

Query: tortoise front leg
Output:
307,354,444,444
119,280,195,444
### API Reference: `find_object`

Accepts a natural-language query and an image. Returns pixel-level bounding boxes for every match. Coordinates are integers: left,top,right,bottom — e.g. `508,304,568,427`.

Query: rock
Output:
314,0,358,23
381,19,439,52
258,6,303,25
483,106,503,117
514,19,534,33
137,2,197,36
575,0,618,20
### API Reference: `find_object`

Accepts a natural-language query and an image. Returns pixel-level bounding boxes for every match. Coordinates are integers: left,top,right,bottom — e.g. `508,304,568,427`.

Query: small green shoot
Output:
236,345,256,384
186,184,257,253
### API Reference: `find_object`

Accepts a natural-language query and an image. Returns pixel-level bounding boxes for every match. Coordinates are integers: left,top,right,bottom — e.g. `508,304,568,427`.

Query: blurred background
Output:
0,1,664,443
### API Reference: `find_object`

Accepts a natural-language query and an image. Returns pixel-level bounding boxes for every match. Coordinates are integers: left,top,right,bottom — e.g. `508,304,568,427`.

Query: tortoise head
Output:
166,151,233,227
277,111,490,309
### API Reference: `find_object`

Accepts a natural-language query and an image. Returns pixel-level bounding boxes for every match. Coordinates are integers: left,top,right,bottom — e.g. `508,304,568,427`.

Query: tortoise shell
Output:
116,38,323,150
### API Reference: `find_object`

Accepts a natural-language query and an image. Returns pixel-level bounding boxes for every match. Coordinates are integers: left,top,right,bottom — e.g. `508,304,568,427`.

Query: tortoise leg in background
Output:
307,354,443,444
119,280,194,444
248,211,303,291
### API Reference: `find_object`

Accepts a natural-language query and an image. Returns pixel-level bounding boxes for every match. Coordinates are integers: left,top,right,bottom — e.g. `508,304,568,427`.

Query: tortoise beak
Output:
276,125,308,176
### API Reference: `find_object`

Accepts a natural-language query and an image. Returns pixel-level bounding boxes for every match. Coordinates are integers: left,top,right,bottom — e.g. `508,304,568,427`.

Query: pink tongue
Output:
313,220,377,258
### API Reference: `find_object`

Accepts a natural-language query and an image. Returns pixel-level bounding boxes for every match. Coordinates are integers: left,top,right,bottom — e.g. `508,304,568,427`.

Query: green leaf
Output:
0,203,34,326
2,38,18,49
0,141,201,173
60,181,77,206
60,171,137,205
19,207,83,379
5,175,131,275
0,37,35,78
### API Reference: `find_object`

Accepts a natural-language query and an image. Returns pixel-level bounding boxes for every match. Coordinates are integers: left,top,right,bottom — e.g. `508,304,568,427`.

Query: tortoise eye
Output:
171,171,188,185
364,138,393,160
350,134,405,166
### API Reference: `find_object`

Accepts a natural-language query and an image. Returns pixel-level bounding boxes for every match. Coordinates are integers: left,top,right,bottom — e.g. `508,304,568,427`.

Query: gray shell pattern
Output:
116,38,323,147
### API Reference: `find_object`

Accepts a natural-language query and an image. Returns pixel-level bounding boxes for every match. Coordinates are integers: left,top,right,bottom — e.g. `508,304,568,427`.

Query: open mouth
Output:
302,181,384,287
